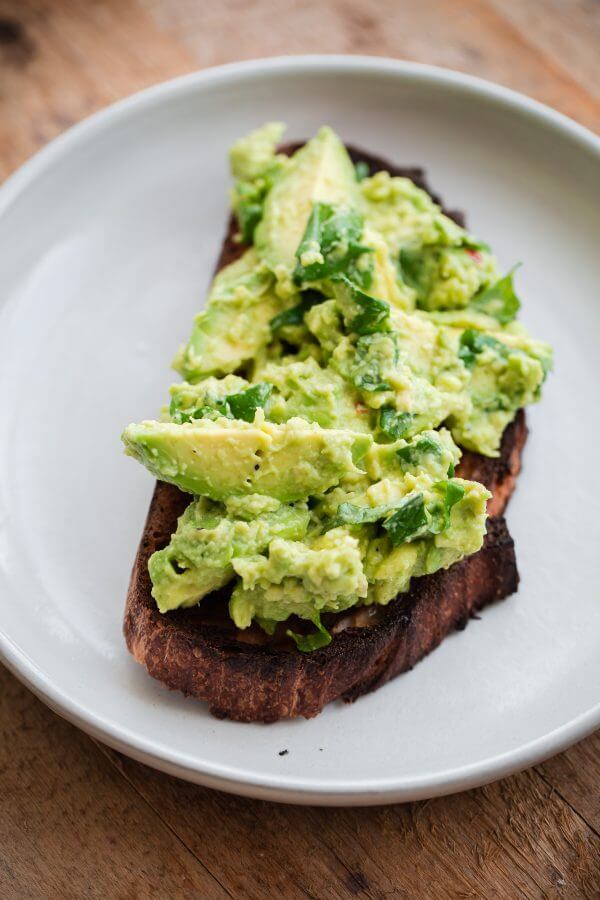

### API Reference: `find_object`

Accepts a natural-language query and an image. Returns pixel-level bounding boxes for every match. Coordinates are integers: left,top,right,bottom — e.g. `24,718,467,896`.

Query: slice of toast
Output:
123,144,526,722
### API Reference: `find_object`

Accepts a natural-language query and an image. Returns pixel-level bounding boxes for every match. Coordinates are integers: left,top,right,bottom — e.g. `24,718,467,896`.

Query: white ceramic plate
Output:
0,57,598,806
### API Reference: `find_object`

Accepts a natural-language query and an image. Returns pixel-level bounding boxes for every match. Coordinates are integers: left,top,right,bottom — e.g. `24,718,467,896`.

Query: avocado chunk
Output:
229,528,367,627
254,127,360,272
175,249,282,381
257,357,372,432
364,479,490,604
122,415,372,501
448,325,551,456
149,495,309,612
364,428,460,481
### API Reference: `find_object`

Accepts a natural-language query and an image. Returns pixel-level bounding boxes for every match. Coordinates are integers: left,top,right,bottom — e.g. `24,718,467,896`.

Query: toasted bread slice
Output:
123,144,526,722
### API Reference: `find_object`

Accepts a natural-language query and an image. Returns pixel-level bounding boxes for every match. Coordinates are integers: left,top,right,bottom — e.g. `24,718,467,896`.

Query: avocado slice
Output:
254,127,360,272
175,249,281,381
122,416,372,501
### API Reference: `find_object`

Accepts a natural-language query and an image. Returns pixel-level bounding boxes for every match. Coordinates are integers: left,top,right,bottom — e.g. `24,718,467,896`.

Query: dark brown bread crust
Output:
123,142,525,722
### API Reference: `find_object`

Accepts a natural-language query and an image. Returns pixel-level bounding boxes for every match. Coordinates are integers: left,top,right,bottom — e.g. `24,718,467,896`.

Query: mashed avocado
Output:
122,123,552,648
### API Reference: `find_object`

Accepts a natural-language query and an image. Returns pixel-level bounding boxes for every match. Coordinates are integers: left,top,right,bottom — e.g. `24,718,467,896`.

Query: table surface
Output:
1,1,599,896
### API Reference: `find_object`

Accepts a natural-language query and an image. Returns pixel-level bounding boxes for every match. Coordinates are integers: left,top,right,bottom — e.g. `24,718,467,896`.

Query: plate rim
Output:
1,54,599,805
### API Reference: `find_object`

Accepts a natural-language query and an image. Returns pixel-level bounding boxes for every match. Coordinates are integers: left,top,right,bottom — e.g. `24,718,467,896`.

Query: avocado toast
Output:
122,126,550,722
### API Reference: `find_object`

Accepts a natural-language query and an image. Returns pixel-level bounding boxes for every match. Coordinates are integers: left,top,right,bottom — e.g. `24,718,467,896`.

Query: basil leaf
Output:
293,202,372,287
334,483,465,541
382,494,428,546
458,328,508,368
471,265,521,324
354,161,370,182
270,290,324,333
396,435,441,465
379,408,414,439
348,288,390,336
428,480,465,534
333,274,390,336
286,615,332,652
226,382,272,422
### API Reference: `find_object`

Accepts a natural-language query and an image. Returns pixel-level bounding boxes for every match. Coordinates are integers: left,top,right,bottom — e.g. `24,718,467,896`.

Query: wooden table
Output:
1,1,599,895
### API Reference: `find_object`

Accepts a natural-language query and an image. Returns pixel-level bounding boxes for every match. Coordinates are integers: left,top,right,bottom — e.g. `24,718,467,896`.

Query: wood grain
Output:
0,666,228,898
94,738,600,898
539,736,600,835
0,0,193,179
0,0,599,896
141,0,600,130
491,0,600,98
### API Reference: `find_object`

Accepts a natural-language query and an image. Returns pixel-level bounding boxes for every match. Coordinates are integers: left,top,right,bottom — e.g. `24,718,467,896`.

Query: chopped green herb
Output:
293,202,372,287
231,158,284,244
286,615,332,652
334,501,395,526
227,382,273,422
400,235,492,296
398,245,422,290
232,180,269,244
170,403,213,424
353,371,391,392
471,265,521,324
396,435,442,465
334,274,390,336
236,198,263,244
336,480,465,539
378,408,414,439
270,290,324,333
383,493,428,546
352,334,395,393
458,328,508,368
348,289,390,336
169,394,229,424
428,480,466,534
170,383,272,424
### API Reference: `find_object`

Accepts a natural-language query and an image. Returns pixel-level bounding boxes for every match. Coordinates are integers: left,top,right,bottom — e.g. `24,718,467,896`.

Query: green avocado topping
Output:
122,122,552,646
